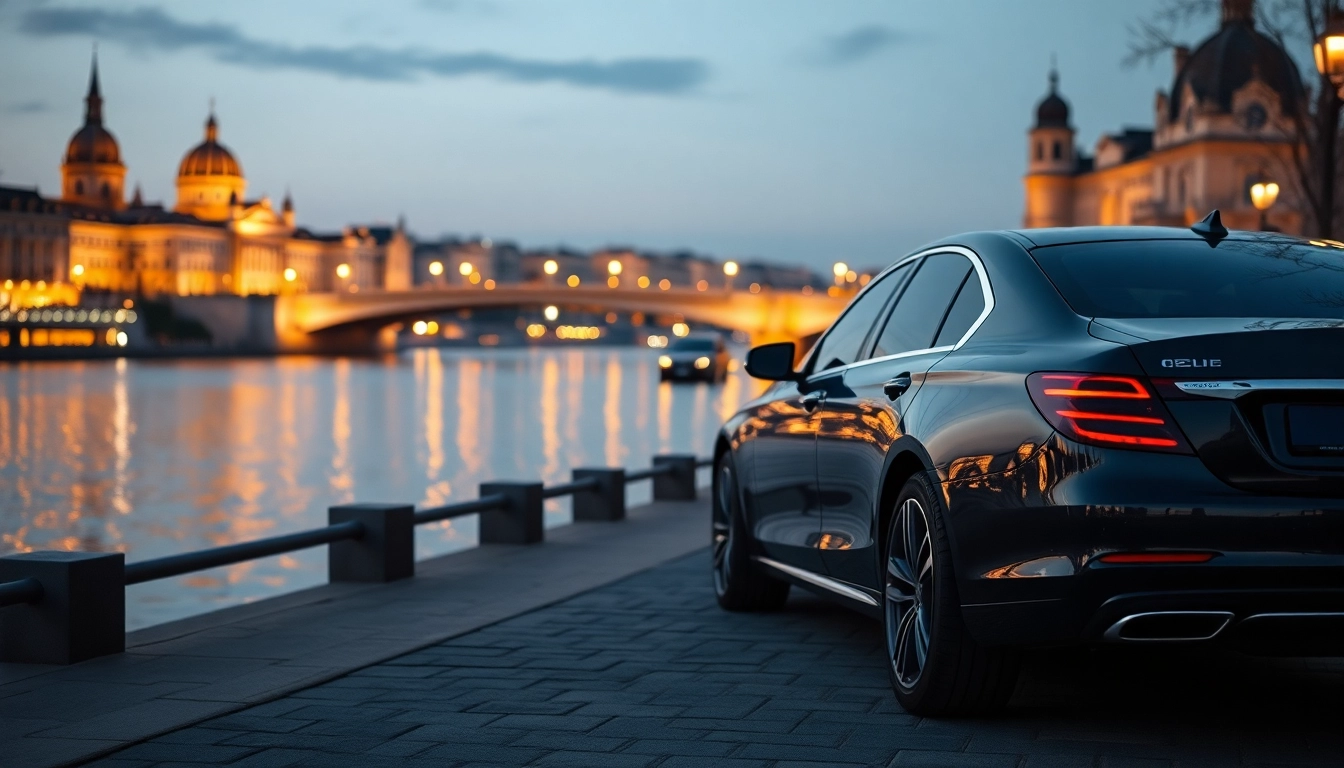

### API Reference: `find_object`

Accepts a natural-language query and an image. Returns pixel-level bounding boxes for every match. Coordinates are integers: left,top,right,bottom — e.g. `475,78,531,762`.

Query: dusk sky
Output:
0,0,1206,270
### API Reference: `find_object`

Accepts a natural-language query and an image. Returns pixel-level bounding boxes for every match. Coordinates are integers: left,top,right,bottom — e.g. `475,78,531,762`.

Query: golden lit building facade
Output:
1024,0,1306,234
0,55,410,311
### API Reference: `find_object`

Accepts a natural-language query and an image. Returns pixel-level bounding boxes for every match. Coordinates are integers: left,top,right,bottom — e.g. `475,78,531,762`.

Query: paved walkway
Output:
84,551,1343,768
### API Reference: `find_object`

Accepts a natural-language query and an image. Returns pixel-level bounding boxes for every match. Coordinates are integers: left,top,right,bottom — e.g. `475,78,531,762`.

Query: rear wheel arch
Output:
876,445,935,575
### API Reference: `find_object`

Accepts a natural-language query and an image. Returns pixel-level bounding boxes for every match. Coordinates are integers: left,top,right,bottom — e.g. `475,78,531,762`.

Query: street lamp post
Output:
1250,180,1281,231
1316,7,1344,98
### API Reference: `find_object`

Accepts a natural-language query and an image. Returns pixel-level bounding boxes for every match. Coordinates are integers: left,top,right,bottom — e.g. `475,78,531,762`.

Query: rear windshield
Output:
1032,239,1344,319
670,338,715,351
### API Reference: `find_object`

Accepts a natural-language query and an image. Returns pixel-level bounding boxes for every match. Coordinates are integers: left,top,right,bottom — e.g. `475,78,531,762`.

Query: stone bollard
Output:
652,454,698,501
479,482,544,544
572,468,626,522
328,504,415,583
0,551,125,664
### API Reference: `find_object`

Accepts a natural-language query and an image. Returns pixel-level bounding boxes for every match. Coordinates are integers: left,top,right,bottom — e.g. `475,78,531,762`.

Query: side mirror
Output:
745,342,798,381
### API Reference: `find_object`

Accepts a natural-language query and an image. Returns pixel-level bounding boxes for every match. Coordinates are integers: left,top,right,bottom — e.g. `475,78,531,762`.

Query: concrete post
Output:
572,468,626,522
328,504,415,583
0,551,125,664
480,482,544,544
653,454,698,501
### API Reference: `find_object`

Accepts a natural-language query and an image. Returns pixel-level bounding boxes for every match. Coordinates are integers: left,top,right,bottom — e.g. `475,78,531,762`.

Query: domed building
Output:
61,54,126,210
1024,0,1306,233
174,110,246,221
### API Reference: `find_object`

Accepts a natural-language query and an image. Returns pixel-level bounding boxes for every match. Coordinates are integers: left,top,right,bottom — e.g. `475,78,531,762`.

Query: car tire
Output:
882,473,1018,716
713,453,790,611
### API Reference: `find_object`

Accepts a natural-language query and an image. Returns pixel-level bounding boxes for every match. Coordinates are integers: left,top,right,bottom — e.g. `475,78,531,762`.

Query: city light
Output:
723,261,739,277
833,262,848,277
846,270,858,283
694,356,711,370
544,305,559,321
605,312,618,324
556,325,602,340
459,262,474,276
646,335,668,348
637,276,650,289
567,275,580,287
123,299,134,309
607,259,623,276
526,323,547,338
672,322,690,337
696,280,708,291
412,320,428,335
468,272,481,284
658,355,672,369
336,263,351,279
71,264,85,276
1316,11,1344,97
428,261,444,276
608,276,620,288
283,268,297,282
1250,181,1280,211
427,320,439,335
659,279,671,291
749,282,761,294
543,259,558,275
115,331,128,347
484,279,496,290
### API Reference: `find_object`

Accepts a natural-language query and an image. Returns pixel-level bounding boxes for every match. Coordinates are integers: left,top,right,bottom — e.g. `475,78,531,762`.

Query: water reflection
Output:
0,347,757,629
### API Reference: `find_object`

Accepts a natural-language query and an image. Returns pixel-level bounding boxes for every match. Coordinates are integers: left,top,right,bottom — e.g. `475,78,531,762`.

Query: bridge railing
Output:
0,453,715,665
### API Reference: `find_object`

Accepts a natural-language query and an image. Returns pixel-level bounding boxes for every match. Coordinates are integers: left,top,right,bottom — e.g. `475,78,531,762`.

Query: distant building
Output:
0,54,411,309
1023,0,1306,233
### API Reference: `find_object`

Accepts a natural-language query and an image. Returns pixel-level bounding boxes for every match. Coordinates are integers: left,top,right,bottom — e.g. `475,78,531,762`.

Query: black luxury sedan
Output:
711,215,1344,716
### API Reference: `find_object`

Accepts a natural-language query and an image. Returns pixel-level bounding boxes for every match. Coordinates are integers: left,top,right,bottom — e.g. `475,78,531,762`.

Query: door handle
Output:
883,373,913,401
800,393,825,412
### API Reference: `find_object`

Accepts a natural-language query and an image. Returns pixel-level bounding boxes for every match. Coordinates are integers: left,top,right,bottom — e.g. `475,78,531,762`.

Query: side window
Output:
808,264,909,373
870,253,972,358
933,271,987,347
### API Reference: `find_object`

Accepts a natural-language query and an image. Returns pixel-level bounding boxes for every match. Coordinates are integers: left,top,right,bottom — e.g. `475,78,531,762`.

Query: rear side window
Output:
1032,239,1344,319
871,253,971,358
934,273,986,347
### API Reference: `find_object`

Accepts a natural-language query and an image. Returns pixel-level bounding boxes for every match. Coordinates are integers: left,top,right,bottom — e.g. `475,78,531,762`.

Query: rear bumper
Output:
943,436,1344,652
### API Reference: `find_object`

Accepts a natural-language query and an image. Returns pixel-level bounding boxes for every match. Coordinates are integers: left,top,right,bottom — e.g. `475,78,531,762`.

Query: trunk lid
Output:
1090,317,1344,496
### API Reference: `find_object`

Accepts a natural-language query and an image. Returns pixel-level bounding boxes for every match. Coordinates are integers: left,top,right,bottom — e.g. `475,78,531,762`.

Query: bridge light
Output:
749,282,761,294
859,273,871,286
605,312,618,324
696,280,708,292
833,262,848,278
336,263,351,279
637,276,650,289
672,322,690,337
412,321,428,335
426,321,439,335
659,278,671,291
459,262,474,276
544,305,559,321
71,264,85,277
607,260,623,276
846,270,857,283
607,276,619,288
567,275,580,287
428,261,444,276
484,279,496,290
283,268,297,282
723,261,739,277
468,272,482,285
543,259,558,275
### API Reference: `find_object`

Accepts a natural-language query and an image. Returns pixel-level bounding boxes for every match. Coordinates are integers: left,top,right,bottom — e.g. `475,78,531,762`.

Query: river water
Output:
0,348,759,629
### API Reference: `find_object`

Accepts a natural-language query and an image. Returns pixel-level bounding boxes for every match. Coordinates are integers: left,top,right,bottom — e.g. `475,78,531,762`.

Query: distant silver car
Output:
658,333,730,383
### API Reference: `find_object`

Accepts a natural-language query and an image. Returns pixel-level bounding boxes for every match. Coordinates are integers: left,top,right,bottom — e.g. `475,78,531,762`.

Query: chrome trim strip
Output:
1175,379,1344,399
754,556,879,607
1237,612,1344,622
803,245,994,382
1102,611,1233,642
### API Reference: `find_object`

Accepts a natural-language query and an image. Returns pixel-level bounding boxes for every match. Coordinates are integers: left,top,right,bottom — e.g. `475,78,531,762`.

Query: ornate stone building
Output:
0,55,411,311
1024,0,1307,233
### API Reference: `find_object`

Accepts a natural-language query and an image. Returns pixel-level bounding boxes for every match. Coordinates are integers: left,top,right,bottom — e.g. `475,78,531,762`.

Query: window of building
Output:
1244,103,1267,132
75,180,84,196
1035,142,1044,161
101,183,110,199
1051,141,1062,160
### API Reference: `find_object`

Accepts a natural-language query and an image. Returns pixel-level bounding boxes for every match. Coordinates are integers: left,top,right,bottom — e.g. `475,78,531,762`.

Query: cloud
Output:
813,25,905,67
19,5,709,95
4,100,49,114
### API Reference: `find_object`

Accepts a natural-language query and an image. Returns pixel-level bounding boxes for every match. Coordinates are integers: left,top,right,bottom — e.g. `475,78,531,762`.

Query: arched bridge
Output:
273,285,850,351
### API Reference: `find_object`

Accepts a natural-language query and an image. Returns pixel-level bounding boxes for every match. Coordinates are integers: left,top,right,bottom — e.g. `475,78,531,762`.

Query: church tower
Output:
1023,66,1077,227
175,108,246,221
61,53,126,210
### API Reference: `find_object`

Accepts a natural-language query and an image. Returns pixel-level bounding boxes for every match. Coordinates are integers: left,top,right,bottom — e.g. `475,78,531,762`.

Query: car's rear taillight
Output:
1026,372,1193,454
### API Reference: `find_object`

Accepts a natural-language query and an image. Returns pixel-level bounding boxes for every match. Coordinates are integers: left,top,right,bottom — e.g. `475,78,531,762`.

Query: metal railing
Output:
0,453,710,665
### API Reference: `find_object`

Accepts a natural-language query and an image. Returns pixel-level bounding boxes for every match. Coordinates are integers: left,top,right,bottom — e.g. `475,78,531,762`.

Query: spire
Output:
205,98,218,142
282,187,293,213
1222,0,1254,26
130,183,143,208
85,47,103,125
1048,53,1058,93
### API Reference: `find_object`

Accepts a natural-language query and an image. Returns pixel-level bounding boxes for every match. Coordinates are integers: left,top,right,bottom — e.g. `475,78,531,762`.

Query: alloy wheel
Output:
712,462,735,595
886,497,934,691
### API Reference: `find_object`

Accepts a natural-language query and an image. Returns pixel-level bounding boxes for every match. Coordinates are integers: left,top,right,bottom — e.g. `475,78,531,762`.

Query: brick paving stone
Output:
88,550,1344,767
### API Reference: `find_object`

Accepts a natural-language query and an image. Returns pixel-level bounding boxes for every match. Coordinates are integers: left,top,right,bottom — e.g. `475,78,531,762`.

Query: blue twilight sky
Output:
0,0,1208,270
